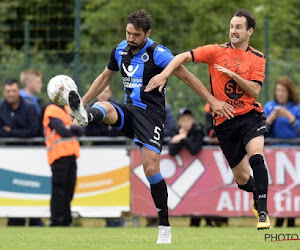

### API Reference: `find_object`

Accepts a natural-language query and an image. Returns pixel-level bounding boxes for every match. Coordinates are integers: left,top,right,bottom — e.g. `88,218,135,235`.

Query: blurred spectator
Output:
168,107,209,227
19,69,43,115
85,85,125,227
43,102,84,226
19,69,43,136
0,78,43,226
204,103,218,144
0,79,39,138
164,103,176,138
168,107,204,156
264,77,300,141
264,77,300,227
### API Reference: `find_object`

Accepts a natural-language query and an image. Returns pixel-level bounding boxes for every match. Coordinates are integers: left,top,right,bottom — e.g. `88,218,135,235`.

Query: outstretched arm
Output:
81,67,117,106
173,66,234,119
145,52,192,93
146,52,235,119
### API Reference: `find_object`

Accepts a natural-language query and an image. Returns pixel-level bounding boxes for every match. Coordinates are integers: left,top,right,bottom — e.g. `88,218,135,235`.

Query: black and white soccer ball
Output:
47,75,78,106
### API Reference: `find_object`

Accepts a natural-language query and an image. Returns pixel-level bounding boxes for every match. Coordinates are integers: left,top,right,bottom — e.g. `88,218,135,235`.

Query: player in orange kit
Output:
146,9,270,230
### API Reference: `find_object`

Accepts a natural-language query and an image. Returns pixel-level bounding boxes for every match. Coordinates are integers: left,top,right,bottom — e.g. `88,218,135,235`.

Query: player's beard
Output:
128,40,146,51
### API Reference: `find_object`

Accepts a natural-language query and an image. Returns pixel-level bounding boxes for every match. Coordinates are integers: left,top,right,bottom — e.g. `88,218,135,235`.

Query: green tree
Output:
1,0,300,124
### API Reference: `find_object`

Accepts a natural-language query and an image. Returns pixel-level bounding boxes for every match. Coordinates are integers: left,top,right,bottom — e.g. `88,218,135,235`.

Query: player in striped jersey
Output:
69,10,234,244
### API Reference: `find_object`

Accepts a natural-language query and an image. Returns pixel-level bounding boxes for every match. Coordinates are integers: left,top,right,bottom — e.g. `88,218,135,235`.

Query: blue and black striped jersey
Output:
107,38,174,114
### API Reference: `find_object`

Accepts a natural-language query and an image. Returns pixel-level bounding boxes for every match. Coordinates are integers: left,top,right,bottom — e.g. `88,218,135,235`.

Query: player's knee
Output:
237,176,254,192
145,166,158,177
249,154,265,169
95,101,117,121
95,101,111,111
232,166,250,185
235,173,250,186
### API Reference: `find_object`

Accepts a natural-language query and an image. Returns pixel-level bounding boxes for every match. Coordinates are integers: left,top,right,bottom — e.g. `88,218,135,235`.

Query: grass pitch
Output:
0,226,298,250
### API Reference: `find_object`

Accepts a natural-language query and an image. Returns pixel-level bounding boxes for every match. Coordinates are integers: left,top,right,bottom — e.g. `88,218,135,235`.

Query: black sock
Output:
150,179,169,226
237,176,257,197
249,154,268,214
86,107,104,125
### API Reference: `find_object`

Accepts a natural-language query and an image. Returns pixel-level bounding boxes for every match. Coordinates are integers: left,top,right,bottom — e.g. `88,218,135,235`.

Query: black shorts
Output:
111,103,165,154
214,110,268,168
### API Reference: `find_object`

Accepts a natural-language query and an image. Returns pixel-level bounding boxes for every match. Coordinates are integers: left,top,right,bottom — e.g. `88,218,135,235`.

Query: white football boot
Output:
68,90,88,127
156,226,171,244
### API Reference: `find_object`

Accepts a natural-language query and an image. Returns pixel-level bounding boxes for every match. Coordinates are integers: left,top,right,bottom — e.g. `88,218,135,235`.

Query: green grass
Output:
0,226,299,250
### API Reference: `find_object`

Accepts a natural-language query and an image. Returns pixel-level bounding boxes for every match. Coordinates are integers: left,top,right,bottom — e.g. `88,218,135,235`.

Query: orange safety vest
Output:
43,104,80,165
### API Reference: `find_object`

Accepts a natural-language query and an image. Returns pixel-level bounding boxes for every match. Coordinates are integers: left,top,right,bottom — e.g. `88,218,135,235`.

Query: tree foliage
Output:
0,0,300,122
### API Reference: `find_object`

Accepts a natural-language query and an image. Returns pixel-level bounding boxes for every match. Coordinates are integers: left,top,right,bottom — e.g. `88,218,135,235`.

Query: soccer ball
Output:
47,75,78,106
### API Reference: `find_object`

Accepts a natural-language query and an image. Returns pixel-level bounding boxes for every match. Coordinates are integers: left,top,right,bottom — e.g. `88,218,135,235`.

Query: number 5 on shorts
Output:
153,126,161,140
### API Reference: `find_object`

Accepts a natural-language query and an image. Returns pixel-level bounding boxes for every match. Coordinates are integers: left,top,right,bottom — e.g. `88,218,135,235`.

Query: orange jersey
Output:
192,43,265,126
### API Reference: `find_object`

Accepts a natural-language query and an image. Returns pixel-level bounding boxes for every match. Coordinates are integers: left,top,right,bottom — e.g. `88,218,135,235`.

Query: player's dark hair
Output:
127,9,152,33
4,78,19,87
274,77,300,104
234,9,256,30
